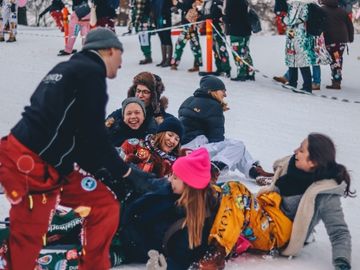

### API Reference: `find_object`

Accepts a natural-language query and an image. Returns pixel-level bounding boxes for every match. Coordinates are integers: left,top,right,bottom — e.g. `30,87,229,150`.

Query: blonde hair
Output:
209,91,229,111
177,185,208,249
153,132,181,155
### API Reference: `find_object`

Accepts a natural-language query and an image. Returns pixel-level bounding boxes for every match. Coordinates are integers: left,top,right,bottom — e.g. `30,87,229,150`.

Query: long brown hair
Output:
153,132,181,155
307,133,355,197
176,184,208,249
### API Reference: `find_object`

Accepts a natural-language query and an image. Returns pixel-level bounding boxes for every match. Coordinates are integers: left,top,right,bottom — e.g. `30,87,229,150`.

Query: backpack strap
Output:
162,217,186,256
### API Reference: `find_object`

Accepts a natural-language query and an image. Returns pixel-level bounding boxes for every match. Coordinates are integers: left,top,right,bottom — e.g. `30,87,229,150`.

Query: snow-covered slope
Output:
0,26,359,269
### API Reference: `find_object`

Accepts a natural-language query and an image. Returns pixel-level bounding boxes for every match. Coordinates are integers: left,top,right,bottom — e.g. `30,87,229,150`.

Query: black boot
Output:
161,45,173,67
156,45,166,67
139,57,153,65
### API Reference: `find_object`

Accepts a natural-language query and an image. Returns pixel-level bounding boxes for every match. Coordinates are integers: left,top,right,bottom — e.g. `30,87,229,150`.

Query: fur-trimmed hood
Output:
127,72,166,115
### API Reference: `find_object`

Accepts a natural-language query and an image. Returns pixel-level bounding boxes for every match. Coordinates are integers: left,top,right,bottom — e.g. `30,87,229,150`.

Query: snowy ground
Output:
0,26,359,269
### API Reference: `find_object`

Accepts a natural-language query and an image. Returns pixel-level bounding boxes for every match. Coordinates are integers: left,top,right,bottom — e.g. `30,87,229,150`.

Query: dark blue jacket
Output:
178,88,225,145
224,0,252,37
106,108,158,147
11,51,129,179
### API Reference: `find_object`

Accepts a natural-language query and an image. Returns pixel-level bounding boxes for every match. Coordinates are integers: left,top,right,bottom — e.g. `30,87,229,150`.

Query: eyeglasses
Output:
135,88,151,95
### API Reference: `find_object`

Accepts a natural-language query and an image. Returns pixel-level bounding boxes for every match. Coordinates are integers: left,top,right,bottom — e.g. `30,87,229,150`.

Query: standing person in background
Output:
170,0,203,72
224,0,255,81
93,0,118,32
0,28,149,270
320,0,354,89
0,0,17,42
201,0,231,77
152,0,173,67
38,0,65,32
126,71,174,124
58,0,91,56
131,0,154,64
274,0,288,35
284,1,315,93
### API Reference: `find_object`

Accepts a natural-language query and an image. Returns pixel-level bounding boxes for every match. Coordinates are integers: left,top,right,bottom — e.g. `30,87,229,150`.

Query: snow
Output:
0,26,359,269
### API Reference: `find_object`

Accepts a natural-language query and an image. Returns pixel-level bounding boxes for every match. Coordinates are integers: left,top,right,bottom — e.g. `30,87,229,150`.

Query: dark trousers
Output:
288,67,312,93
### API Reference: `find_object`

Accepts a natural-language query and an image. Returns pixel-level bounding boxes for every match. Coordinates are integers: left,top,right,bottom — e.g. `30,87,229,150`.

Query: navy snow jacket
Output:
11,50,129,179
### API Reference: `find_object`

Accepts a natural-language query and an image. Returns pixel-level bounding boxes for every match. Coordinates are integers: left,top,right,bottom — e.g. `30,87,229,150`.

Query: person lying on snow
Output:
118,133,353,270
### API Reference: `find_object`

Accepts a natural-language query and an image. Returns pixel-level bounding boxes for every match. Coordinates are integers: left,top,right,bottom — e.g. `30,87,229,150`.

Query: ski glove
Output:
146,250,167,270
124,164,168,194
334,258,351,270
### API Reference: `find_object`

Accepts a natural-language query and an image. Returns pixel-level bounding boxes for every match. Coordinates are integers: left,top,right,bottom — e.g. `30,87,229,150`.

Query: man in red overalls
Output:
0,28,147,270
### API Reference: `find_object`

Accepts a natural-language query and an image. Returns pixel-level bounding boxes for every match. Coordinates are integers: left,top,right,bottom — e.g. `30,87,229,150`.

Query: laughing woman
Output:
119,117,184,177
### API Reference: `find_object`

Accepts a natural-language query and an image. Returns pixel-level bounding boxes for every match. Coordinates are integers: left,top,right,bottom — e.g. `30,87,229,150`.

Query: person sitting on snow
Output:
142,133,353,270
178,75,273,185
105,97,158,147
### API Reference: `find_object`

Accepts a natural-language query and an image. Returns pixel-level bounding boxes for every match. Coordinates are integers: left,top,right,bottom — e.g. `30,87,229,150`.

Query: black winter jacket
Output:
321,0,354,44
11,50,129,179
106,108,158,147
223,0,252,37
178,88,225,145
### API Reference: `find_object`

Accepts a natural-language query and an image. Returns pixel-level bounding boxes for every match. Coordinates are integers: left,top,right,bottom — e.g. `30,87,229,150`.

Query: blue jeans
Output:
312,65,320,84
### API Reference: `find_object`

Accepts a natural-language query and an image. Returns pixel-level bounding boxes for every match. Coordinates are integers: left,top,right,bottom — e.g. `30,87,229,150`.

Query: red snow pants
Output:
0,134,120,270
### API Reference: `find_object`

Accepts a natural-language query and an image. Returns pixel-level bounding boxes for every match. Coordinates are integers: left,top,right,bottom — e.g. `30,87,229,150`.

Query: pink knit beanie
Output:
172,148,211,189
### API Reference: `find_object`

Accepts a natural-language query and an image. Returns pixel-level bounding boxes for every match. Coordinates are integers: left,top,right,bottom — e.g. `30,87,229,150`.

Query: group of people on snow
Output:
0,26,355,270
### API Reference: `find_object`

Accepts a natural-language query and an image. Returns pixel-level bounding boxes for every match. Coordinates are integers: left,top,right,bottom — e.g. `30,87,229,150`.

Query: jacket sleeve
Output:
345,16,354,43
76,70,129,179
205,106,225,143
317,194,352,266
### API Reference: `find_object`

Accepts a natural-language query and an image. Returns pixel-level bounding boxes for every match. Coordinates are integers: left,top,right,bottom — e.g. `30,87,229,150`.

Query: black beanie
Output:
156,117,184,140
199,75,226,92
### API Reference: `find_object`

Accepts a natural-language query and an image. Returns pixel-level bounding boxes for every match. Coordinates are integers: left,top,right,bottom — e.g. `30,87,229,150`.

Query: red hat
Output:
172,148,211,189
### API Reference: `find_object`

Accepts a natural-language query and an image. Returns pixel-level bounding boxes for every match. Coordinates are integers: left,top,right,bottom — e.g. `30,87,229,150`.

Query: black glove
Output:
124,163,158,193
334,258,351,270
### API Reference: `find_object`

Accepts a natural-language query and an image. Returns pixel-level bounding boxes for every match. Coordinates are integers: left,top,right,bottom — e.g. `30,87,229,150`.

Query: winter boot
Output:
326,80,341,90
273,76,288,84
170,64,178,70
312,83,320,90
139,57,153,65
188,62,200,72
249,162,274,179
161,45,173,67
231,75,247,81
6,35,16,43
0,36,5,42
57,49,77,56
156,45,166,67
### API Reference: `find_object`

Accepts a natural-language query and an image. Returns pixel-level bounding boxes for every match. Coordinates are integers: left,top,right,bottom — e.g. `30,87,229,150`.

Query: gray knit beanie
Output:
83,27,123,51
122,97,146,118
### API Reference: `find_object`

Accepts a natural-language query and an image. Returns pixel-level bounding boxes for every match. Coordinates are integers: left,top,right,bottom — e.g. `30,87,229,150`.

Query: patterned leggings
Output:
212,23,231,73
230,35,254,78
326,42,346,82
171,25,202,66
